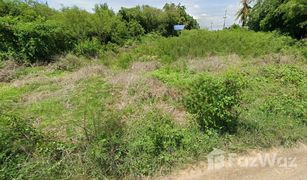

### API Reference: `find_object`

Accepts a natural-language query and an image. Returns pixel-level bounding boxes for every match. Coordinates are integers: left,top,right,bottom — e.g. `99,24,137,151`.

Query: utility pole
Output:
223,9,227,29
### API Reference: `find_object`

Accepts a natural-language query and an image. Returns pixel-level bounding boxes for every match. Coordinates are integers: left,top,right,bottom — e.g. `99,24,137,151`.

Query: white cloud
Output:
193,4,200,9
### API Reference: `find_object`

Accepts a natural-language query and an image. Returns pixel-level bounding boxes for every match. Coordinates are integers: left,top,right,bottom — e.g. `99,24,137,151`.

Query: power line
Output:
223,9,227,29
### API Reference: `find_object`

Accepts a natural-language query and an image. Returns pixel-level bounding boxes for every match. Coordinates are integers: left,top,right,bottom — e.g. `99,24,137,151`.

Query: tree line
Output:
237,0,306,39
1,0,305,63
0,0,199,62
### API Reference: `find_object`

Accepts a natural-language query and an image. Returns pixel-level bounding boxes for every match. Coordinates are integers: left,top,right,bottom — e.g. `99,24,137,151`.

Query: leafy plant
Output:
184,73,245,133
248,0,306,39
74,38,103,58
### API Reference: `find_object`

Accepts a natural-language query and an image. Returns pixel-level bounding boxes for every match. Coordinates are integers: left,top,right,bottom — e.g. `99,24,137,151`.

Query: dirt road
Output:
161,144,307,180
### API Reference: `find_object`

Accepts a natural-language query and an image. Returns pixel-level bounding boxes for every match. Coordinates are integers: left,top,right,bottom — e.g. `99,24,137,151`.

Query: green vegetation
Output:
0,113,74,179
109,29,305,68
184,73,245,133
1,28,306,178
236,0,251,27
0,0,307,179
0,0,199,62
246,0,306,39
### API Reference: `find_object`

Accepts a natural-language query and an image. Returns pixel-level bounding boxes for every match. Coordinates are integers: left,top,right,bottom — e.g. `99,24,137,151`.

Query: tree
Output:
248,0,306,39
0,1,200,62
119,5,164,34
163,3,199,36
52,7,93,40
119,3,199,36
236,0,252,27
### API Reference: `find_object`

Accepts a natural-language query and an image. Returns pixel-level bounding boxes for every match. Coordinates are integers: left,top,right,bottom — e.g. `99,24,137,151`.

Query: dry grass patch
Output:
187,54,242,73
252,54,305,66
106,61,160,109
106,61,188,124
155,102,189,125
107,61,160,86
18,65,109,104
0,61,20,82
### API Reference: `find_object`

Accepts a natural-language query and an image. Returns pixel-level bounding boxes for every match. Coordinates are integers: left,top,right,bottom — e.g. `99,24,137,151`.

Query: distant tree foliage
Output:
236,0,252,27
118,3,199,36
0,0,199,62
248,0,307,39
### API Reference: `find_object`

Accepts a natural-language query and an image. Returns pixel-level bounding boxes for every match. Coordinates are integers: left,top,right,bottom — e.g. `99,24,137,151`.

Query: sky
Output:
44,0,241,30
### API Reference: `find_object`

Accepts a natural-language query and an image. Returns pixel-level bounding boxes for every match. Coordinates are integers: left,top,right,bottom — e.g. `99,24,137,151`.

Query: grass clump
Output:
55,53,89,72
151,67,193,88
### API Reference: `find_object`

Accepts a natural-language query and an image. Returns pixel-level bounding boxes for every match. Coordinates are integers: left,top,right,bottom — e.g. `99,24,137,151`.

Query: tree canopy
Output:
0,0,199,62
236,0,252,27
247,0,307,38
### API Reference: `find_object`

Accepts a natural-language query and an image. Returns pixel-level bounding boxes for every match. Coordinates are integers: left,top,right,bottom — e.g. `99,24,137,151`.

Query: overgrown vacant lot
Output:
1,30,307,179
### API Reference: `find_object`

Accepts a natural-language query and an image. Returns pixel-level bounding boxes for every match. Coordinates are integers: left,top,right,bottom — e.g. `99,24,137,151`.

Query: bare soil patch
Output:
160,144,307,180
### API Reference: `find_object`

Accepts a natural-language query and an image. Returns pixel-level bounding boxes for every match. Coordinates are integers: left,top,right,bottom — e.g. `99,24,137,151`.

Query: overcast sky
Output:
44,0,241,30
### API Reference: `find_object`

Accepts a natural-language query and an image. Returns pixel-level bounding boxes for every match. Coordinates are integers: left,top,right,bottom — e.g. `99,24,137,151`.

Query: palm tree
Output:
236,0,252,27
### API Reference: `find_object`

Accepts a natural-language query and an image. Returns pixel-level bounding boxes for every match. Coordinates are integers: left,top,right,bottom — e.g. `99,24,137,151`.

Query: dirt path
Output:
161,144,307,180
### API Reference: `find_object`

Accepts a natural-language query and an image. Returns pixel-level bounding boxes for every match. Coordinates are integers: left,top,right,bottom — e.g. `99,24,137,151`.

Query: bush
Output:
258,65,307,120
74,38,103,58
0,1,200,63
0,18,74,62
86,111,187,177
247,0,306,39
184,73,245,133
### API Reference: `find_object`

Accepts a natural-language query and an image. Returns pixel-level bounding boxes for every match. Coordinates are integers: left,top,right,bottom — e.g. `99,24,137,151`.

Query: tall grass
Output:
115,29,303,68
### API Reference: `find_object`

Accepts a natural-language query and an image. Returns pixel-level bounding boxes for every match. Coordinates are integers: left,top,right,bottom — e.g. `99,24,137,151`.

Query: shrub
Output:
247,0,306,39
0,18,74,63
258,65,307,121
15,21,73,62
74,38,103,58
184,73,245,133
